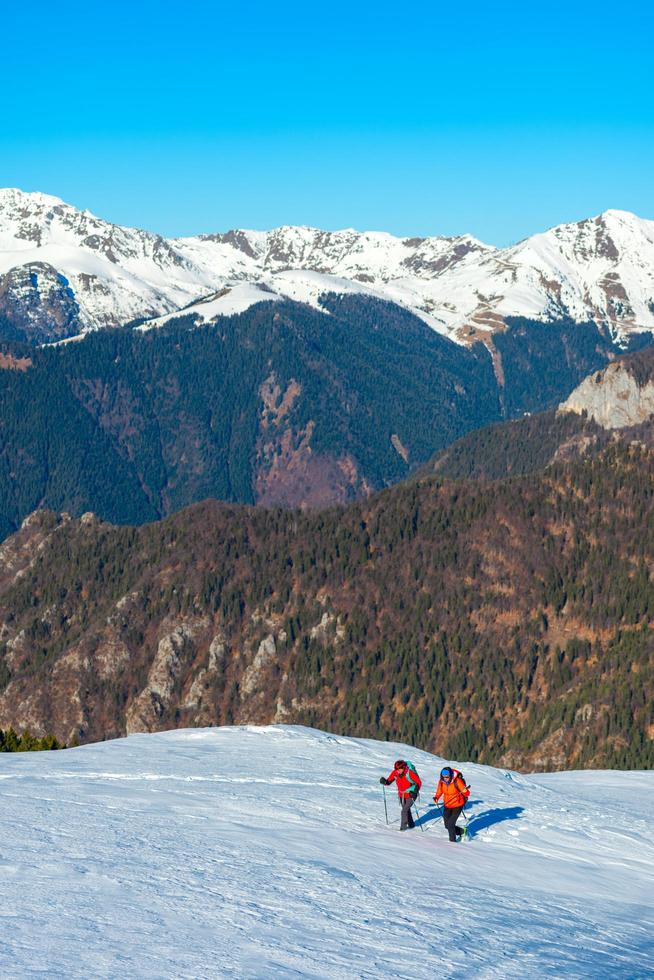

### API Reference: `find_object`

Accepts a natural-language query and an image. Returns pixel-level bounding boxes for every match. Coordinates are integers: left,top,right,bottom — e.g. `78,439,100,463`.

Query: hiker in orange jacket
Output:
380,759,422,831
434,766,469,841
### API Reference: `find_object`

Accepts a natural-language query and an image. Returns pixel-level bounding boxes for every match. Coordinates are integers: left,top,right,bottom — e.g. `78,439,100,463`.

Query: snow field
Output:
0,725,652,979
3,189,654,341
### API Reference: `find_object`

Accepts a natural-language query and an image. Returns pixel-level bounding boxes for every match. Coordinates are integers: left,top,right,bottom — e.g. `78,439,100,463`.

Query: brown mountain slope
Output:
0,445,653,771
421,347,654,484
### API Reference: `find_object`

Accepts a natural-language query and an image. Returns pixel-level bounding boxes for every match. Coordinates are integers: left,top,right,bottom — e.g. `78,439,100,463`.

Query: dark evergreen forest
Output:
0,297,631,538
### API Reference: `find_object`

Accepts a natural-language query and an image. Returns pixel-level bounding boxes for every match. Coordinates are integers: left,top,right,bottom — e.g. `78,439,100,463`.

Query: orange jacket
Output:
434,772,469,809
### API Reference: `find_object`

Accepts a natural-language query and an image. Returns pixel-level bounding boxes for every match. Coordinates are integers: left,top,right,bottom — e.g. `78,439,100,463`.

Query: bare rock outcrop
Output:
559,359,654,429
126,620,208,733
241,634,277,698
182,635,226,712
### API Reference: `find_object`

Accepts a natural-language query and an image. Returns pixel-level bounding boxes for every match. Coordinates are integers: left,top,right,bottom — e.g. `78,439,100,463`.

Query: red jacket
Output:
386,766,422,799
434,771,469,809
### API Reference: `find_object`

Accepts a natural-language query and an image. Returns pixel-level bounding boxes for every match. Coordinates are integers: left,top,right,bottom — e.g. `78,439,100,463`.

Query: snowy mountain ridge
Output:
0,724,651,978
2,188,654,344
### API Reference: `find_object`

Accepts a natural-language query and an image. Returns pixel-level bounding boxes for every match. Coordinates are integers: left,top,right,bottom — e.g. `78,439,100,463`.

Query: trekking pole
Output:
460,801,469,838
413,795,426,833
382,784,389,825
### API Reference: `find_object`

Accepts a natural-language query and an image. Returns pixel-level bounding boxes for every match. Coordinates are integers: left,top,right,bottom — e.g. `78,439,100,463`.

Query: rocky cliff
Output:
560,349,654,428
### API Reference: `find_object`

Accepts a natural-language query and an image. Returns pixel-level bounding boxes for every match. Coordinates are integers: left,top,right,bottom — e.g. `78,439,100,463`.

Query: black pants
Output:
400,795,415,829
442,805,464,841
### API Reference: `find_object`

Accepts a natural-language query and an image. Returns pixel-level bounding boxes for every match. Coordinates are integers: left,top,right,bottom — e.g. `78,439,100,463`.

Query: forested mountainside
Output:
428,347,654,481
0,296,496,538
426,410,618,482
1,443,652,771
0,296,633,538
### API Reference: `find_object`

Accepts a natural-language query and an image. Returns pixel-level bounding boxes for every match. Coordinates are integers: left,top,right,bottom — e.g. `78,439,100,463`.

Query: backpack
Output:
449,768,471,792
403,760,422,796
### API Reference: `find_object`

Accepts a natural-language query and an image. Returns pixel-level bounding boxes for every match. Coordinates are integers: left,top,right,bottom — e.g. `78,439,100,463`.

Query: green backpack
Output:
403,760,421,796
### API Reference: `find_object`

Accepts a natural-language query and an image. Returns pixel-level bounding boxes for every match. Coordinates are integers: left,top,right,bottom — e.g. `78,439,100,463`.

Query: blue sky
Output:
2,0,653,244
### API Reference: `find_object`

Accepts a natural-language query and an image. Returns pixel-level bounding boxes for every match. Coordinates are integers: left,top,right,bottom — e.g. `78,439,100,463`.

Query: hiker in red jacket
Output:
380,759,422,831
434,766,470,841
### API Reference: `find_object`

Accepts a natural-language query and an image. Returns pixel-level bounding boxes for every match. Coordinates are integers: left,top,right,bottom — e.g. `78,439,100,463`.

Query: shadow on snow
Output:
414,801,524,836
464,805,524,837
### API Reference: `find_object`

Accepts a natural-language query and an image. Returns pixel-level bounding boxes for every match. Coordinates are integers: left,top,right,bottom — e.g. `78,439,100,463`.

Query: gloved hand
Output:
380,777,389,785
411,790,419,801
433,796,439,804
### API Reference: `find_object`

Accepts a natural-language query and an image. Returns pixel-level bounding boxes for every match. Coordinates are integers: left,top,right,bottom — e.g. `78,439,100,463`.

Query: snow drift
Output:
0,725,652,978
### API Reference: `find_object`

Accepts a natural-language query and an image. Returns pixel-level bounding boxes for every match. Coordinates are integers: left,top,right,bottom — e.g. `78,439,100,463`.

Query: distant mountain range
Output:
3,190,653,774
2,188,654,531
2,188,654,346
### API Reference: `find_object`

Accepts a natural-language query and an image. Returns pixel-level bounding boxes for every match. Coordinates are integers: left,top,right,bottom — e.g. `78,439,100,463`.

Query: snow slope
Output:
0,726,651,978
140,283,282,327
2,188,654,343
0,189,219,330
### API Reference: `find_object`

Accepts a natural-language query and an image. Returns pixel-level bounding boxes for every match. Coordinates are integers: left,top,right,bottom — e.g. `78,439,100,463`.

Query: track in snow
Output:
0,725,652,979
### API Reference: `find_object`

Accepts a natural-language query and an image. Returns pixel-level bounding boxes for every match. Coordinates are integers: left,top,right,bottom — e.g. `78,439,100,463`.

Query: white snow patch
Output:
141,283,281,328
0,725,651,978
2,189,654,343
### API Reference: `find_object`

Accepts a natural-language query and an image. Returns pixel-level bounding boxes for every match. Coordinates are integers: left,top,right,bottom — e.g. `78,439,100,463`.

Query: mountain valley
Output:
0,297,634,536
1,192,653,776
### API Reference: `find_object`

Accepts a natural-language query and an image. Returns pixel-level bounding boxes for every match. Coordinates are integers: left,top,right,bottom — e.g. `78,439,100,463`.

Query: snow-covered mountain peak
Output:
453,207,654,342
1,188,654,344
0,187,67,210
597,207,650,225
0,189,221,335
529,208,654,262
253,224,493,281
